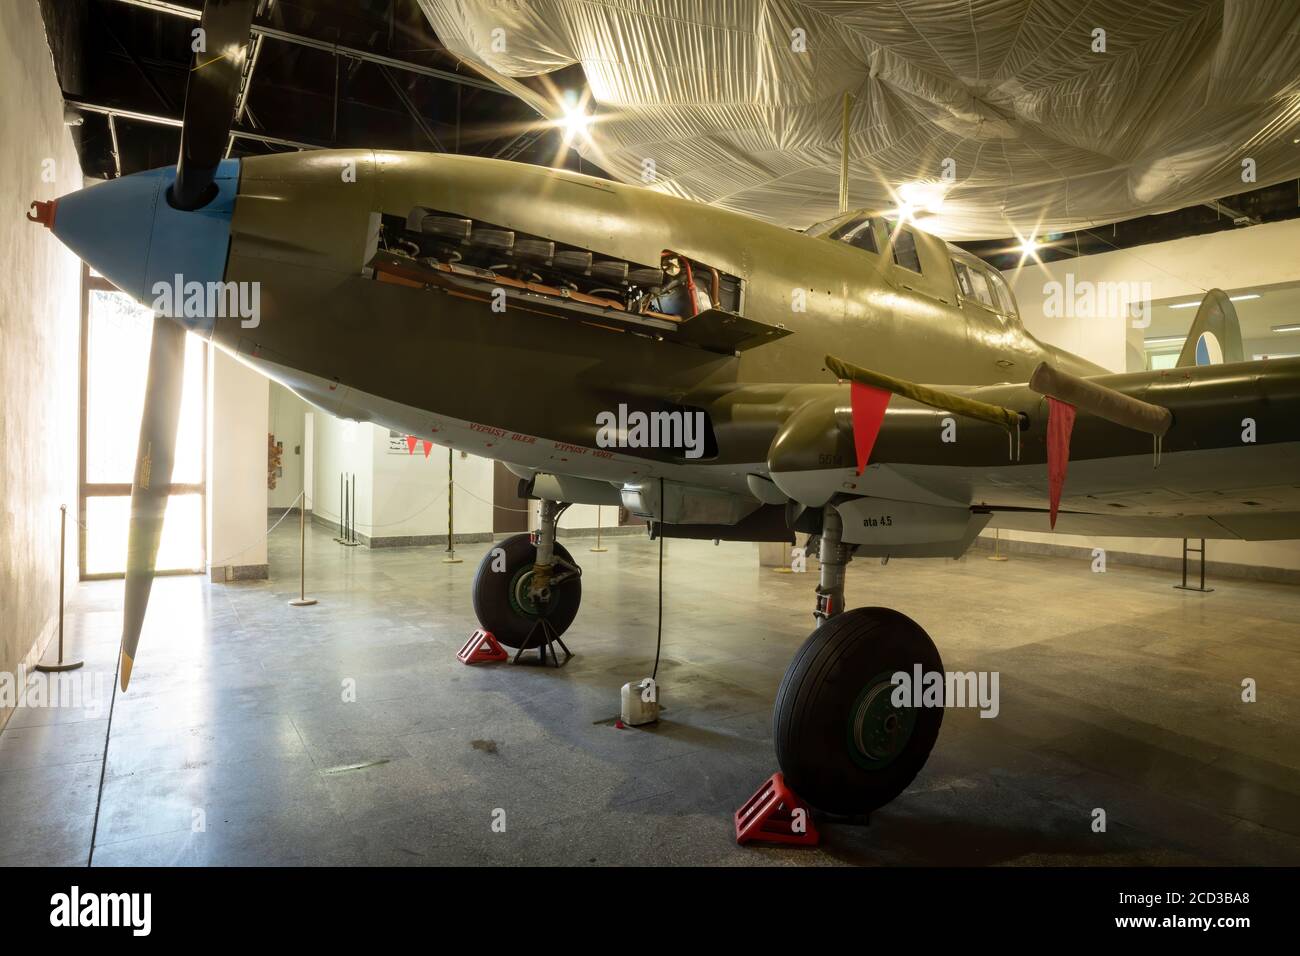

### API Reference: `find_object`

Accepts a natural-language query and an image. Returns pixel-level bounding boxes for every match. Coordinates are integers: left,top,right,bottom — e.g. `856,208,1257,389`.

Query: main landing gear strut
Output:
773,503,944,815
472,499,583,663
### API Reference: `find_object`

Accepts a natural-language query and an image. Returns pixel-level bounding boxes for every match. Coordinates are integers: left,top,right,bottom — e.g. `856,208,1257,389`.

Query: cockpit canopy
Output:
804,209,1019,322
804,210,870,241
948,248,1017,318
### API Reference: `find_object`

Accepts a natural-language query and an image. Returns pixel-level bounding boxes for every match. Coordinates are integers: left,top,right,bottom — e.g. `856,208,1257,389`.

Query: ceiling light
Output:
897,181,946,214
1144,336,1185,346
1271,323,1300,333
560,103,592,139
552,89,596,148
1008,228,1043,265
1171,292,1261,309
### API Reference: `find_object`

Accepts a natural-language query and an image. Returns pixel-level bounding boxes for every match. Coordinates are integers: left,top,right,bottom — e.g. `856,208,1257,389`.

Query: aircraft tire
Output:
472,533,582,649
773,607,943,815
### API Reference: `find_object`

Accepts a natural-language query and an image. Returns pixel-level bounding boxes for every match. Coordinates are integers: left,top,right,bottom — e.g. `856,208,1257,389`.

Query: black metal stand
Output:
1174,537,1214,593
335,472,360,547
511,617,573,667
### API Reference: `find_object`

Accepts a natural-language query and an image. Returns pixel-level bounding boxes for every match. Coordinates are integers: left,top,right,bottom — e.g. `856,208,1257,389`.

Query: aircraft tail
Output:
1175,289,1244,367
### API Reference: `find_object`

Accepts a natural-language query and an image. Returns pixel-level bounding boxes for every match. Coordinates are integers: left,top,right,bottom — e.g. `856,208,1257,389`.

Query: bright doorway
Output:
80,269,207,579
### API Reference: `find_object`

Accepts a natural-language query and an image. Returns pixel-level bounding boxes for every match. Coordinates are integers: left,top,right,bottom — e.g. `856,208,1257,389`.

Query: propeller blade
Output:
171,0,256,210
120,318,187,690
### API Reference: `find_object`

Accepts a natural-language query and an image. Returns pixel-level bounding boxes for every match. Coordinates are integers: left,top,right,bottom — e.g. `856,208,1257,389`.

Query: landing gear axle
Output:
773,503,944,814
471,500,583,649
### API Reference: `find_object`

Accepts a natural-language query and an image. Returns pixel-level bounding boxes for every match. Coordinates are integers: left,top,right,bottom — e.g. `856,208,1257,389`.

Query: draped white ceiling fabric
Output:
421,0,1300,240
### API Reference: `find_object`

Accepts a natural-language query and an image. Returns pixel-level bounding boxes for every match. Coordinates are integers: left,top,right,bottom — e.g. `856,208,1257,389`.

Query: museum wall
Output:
304,403,608,547
998,218,1300,578
268,383,311,511
558,503,604,533
0,2,86,731
311,412,374,539
368,428,495,543
207,351,269,580
1007,265,1128,372
1007,217,1300,374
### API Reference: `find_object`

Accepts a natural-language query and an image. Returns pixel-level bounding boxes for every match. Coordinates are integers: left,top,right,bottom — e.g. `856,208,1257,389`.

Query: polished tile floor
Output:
2,523,1297,866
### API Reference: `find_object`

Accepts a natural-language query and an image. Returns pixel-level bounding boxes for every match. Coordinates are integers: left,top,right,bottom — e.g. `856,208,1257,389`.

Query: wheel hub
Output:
847,671,918,770
508,566,543,618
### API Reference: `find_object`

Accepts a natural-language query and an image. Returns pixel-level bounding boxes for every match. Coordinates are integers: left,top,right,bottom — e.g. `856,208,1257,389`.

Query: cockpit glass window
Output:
830,216,879,254
953,254,1009,312
987,269,1017,316
952,259,974,297
967,267,995,308
804,211,858,238
890,227,922,273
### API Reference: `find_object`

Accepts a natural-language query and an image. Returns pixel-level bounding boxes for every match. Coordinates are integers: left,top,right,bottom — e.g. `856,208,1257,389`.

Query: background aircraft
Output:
29,0,1300,815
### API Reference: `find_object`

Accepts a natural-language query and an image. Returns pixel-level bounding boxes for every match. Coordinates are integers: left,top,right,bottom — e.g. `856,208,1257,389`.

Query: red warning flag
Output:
1046,397,1077,529
405,434,418,455
849,381,892,475
421,439,433,458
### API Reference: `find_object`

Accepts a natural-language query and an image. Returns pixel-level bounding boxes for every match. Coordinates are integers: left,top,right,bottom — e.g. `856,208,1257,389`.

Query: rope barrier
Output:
451,482,532,514
212,489,303,565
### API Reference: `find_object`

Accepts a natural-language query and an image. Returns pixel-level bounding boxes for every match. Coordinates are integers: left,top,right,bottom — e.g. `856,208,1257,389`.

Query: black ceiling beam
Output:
377,63,443,152
94,52,416,121
65,97,327,151
108,0,533,104
957,178,1300,269
91,0,174,112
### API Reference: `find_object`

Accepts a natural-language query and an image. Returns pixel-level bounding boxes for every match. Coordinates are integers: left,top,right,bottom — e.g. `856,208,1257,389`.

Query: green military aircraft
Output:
30,0,1300,815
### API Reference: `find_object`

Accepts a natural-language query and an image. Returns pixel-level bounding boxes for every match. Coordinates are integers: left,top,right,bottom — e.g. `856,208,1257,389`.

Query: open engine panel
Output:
367,208,788,354
382,207,740,315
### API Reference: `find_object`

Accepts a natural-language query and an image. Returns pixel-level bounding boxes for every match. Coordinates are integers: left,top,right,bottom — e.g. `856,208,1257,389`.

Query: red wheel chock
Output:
457,629,508,664
734,772,820,846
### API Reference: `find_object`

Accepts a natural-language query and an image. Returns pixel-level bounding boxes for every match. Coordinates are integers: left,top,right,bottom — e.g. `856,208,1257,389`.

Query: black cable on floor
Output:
86,646,121,867
652,476,664,681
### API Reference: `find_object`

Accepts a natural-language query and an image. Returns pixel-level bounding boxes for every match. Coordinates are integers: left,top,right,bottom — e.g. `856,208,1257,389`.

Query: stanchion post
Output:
341,472,359,547
36,504,83,672
443,448,462,564
289,489,317,607
987,527,1008,562
590,505,608,553
338,473,348,541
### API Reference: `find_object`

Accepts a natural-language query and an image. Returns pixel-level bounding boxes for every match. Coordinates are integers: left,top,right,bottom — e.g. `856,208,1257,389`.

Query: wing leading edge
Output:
765,356,1300,542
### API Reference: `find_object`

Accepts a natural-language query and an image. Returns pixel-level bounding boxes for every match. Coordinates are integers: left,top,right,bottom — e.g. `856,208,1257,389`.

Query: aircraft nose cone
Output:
44,160,239,330
50,169,163,301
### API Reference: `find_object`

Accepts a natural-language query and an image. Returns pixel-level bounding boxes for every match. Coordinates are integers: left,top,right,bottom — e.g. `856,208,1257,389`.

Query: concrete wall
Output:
998,218,1300,578
0,1,86,731
207,351,269,580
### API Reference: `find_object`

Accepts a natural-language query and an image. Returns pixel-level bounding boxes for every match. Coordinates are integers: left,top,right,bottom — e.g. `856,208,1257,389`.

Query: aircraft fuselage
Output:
214,149,1099,492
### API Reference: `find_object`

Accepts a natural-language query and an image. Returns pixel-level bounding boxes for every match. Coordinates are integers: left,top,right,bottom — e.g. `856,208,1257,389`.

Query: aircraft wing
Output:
764,356,1300,552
